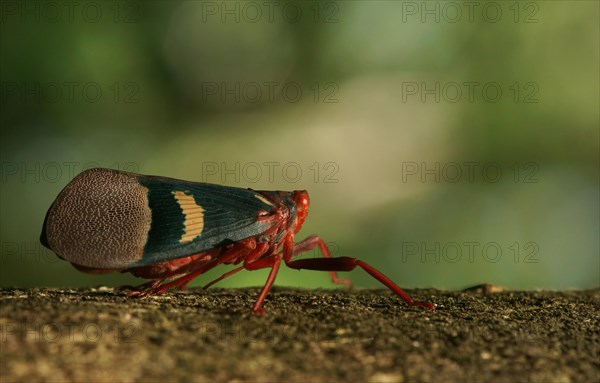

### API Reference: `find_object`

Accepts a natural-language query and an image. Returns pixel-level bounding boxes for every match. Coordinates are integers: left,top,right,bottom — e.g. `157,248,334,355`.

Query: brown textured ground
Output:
0,287,598,383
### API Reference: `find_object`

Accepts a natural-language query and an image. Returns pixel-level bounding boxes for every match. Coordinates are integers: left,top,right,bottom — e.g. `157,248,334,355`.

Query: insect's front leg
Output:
284,235,435,310
287,235,353,288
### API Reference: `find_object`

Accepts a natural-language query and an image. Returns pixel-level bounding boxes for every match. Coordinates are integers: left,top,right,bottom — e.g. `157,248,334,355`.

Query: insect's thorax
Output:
255,190,297,235
255,189,309,245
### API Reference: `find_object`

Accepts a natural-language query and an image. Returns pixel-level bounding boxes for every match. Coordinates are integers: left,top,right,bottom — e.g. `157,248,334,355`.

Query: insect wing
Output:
41,169,282,269
134,175,280,267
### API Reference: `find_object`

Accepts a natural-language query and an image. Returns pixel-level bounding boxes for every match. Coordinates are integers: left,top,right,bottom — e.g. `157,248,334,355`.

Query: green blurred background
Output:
1,1,598,291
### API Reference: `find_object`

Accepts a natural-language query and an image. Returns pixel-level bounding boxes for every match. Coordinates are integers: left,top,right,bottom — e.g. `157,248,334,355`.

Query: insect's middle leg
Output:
244,254,282,315
203,242,271,289
217,244,284,315
288,235,352,287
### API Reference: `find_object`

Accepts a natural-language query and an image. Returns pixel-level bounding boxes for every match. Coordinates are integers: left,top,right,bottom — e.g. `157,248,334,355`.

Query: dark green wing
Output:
134,175,281,267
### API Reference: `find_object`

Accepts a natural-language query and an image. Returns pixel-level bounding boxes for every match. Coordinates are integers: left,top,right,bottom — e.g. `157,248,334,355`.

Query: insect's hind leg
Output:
127,240,259,297
127,260,219,297
121,279,164,294
202,266,244,289
203,242,271,289
285,240,435,310
291,235,352,288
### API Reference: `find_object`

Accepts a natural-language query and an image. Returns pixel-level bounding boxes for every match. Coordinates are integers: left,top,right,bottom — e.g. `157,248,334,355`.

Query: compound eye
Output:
296,191,309,208
301,196,308,208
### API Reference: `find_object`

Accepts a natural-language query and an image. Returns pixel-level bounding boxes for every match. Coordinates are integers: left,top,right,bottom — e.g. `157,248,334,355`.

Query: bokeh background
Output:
1,1,598,291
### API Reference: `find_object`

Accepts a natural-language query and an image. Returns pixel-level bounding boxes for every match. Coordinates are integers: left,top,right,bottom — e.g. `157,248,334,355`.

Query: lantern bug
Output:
40,168,435,314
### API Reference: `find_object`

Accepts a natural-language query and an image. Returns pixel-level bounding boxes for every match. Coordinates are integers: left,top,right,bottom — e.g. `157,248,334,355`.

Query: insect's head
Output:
292,190,310,233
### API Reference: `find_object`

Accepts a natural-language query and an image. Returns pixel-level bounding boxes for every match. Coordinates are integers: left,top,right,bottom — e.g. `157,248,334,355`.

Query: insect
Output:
40,168,435,314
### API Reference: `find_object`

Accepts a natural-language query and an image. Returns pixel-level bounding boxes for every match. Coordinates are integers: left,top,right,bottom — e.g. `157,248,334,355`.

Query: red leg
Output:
248,256,282,315
204,242,272,289
291,236,352,288
127,253,214,280
128,259,219,297
217,248,284,315
128,240,259,297
203,266,245,289
172,249,282,314
285,238,435,310
121,279,163,293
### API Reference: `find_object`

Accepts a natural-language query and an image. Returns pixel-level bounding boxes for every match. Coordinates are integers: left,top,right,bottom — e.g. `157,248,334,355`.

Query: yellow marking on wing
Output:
255,194,274,207
173,191,205,243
